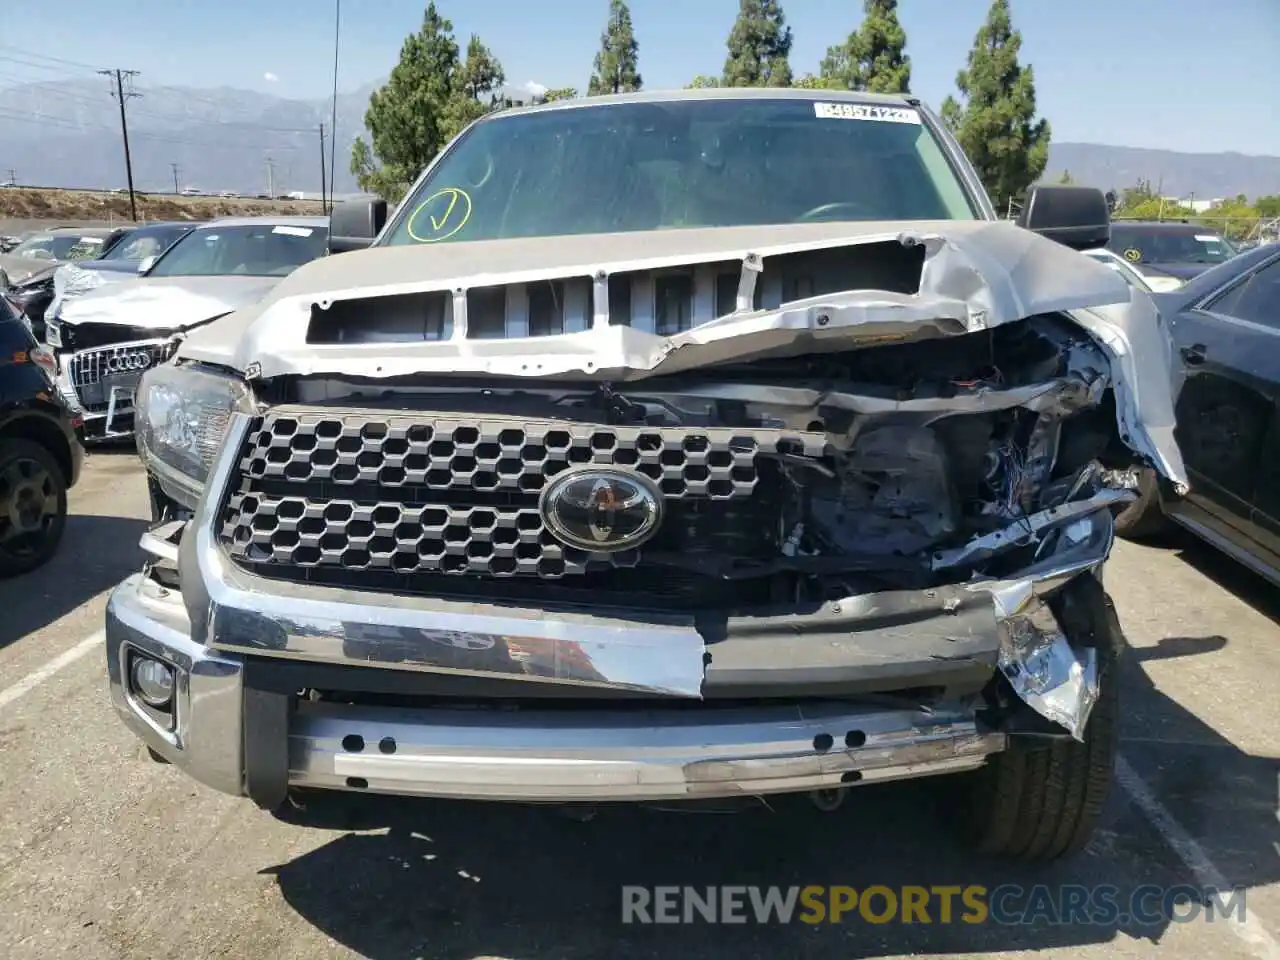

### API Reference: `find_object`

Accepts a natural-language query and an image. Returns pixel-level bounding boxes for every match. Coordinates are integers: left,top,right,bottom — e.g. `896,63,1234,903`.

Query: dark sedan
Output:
1107,221,1238,282
1116,242,1280,586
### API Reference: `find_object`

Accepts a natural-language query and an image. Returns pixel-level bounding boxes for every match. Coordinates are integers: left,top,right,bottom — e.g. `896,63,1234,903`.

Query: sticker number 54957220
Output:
813,102,921,124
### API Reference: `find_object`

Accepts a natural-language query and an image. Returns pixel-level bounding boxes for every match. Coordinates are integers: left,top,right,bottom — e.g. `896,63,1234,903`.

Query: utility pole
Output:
265,156,275,199
100,68,141,221
330,0,341,210
318,124,328,212
170,162,180,195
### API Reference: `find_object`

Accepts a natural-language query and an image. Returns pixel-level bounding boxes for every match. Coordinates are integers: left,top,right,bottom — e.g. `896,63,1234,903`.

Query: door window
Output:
1205,256,1280,328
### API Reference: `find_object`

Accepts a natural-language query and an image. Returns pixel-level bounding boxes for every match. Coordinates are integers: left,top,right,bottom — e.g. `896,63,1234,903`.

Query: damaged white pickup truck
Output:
107,88,1186,861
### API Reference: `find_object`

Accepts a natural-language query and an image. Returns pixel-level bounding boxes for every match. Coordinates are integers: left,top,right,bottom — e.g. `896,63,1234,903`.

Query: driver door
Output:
1171,251,1280,555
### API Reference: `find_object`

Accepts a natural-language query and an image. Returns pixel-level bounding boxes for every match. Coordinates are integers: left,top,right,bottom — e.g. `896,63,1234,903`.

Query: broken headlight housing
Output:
135,363,254,509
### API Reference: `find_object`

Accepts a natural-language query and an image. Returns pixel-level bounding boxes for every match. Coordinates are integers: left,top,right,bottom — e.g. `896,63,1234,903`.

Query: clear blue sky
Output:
7,0,1279,155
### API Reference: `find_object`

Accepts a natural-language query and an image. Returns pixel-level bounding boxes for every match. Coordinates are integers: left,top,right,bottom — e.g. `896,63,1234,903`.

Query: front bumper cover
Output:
107,572,1008,804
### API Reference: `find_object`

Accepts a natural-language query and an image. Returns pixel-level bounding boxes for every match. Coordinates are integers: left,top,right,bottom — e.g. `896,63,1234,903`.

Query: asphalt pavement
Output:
1,447,1278,960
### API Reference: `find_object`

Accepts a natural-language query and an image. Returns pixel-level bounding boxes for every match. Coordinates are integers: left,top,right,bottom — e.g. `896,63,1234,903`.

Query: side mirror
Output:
137,255,157,275
1016,185,1111,251
329,197,388,254
0,267,9,291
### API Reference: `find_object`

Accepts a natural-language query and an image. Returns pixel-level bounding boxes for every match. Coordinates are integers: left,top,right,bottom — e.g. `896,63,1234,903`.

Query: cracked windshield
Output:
0,2,1277,960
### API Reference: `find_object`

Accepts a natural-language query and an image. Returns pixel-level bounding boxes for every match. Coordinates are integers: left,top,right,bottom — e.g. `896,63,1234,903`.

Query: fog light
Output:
130,654,175,708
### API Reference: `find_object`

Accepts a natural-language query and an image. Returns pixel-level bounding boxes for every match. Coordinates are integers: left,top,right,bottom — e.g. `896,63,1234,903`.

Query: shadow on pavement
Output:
261,631,1280,959
0,513,146,647
1167,529,1280,625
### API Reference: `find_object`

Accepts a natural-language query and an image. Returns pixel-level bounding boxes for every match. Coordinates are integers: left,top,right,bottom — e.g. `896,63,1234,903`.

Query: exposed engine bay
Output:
235,313,1142,612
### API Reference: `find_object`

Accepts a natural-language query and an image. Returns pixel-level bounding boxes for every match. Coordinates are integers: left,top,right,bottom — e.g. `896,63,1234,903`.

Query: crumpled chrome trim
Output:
997,604,1099,742
971,505,1119,739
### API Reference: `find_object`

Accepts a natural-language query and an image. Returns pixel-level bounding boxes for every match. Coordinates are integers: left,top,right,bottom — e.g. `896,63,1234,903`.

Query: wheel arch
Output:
0,411,74,487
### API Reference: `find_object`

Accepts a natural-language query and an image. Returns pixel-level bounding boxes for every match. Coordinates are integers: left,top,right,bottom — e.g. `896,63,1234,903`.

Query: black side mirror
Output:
329,197,388,253
1016,185,1111,251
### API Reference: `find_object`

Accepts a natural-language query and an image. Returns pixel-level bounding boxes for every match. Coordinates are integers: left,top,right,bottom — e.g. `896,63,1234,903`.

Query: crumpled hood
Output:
175,218,1187,488
5,261,57,290
0,252,62,286
57,274,282,330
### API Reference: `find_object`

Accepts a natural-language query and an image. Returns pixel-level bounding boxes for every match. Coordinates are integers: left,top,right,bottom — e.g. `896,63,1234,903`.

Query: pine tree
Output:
940,0,1049,213
587,0,642,95
441,34,506,132
722,0,793,87
819,0,910,93
351,3,505,201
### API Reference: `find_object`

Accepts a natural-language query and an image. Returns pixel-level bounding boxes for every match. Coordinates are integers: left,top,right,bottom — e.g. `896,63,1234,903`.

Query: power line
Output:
0,75,110,108
0,103,308,153
100,68,141,220
0,44,107,73
0,107,116,134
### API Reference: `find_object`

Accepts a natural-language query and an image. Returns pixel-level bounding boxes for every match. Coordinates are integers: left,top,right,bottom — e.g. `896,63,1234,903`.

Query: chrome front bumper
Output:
105,413,1128,805
106,572,1007,802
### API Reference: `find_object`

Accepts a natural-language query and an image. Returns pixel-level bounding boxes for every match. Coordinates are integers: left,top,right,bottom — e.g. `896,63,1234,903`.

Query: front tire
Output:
963,575,1123,861
1114,467,1167,539
0,437,69,577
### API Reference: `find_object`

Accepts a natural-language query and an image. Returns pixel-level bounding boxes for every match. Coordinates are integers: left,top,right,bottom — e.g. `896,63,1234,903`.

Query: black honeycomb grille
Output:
219,407,824,582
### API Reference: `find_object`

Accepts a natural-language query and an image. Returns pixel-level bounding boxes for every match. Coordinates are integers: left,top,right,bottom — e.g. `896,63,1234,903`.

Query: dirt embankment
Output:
0,188,326,225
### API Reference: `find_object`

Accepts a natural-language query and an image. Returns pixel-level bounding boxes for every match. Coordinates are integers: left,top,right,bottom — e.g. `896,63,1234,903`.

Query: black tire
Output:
963,575,1123,861
0,437,68,577
1113,467,1167,540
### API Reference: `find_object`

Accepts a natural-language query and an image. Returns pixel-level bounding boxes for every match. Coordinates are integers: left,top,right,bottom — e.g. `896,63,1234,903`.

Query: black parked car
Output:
1107,221,1238,282
0,294,84,576
1116,242,1280,585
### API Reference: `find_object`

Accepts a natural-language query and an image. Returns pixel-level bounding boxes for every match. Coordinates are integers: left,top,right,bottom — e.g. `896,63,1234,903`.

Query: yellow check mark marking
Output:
430,190,459,231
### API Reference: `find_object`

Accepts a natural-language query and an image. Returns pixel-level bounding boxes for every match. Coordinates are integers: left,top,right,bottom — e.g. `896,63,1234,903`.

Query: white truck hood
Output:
175,219,1187,488
57,274,281,330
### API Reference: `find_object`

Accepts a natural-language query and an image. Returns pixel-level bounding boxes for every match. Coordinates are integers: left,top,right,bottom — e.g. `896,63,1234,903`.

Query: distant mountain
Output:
1045,143,1280,201
2,78,1277,199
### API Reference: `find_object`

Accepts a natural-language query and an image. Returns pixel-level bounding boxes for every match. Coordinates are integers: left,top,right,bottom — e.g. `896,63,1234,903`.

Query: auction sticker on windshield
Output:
407,187,473,243
813,103,921,124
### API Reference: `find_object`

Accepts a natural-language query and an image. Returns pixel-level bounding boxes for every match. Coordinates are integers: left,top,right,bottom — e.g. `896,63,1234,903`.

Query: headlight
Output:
135,363,255,509
44,317,62,347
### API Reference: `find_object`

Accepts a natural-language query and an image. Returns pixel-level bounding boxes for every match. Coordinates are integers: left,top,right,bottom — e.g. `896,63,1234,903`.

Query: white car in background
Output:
1081,247,1183,292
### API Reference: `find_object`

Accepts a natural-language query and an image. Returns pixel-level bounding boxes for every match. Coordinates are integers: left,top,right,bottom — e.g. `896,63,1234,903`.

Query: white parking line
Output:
0,630,105,711
1117,754,1280,960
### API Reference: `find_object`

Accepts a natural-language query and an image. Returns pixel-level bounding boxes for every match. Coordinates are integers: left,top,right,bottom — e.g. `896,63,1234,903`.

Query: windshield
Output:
383,97,977,246
146,223,329,278
101,225,191,262
1109,225,1237,264
9,234,106,261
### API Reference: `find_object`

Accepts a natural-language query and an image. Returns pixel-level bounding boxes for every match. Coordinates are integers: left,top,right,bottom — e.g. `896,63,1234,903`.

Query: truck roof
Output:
499,86,920,119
